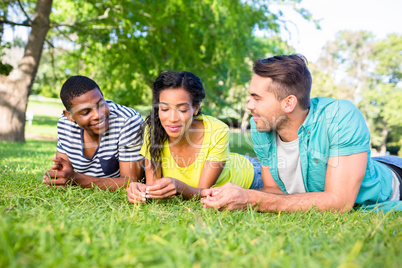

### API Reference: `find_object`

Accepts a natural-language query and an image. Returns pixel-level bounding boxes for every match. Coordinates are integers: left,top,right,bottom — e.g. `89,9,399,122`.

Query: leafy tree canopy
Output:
43,0,307,113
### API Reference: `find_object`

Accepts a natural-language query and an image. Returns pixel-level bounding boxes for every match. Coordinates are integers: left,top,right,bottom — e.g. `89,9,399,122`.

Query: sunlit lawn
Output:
1,140,401,267
1,97,397,267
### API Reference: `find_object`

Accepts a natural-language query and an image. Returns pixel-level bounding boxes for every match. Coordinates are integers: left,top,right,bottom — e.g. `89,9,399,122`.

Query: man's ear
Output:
63,110,75,122
282,95,298,114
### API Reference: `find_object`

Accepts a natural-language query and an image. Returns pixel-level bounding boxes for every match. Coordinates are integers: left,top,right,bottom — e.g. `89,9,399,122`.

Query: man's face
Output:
66,88,110,137
246,74,286,132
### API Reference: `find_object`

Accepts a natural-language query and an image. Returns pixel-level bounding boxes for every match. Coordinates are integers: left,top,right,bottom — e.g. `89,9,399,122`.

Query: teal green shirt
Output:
250,97,393,205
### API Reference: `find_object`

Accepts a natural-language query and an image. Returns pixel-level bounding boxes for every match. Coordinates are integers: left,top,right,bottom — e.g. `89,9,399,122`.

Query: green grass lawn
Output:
0,140,401,267
27,98,64,117
25,115,59,140
8,98,400,267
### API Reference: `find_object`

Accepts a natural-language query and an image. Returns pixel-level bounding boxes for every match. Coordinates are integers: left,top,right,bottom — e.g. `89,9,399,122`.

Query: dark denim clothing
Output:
372,156,402,200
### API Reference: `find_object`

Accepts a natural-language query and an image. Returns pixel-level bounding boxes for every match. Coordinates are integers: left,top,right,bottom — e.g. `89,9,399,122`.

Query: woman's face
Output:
158,88,199,140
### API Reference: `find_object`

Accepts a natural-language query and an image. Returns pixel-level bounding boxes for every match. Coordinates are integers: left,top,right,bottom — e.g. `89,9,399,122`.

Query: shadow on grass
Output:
0,140,56,165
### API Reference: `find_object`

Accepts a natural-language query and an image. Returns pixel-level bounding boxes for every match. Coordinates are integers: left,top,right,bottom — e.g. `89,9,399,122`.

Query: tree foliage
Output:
45,0,303,112
316,31,402,154
1,0,313,141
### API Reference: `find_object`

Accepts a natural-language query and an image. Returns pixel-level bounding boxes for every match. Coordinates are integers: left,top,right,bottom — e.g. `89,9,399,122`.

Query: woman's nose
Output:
169,109,179,122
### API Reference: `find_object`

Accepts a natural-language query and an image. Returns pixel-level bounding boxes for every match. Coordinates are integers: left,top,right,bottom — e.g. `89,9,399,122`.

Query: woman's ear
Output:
63,110,75,123
194,106,200,116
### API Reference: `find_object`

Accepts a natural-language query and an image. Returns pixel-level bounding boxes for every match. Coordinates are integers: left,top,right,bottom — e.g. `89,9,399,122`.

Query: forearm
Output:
174,179,205,200
249,191,351,212
258,186,285,195
74,173,132,191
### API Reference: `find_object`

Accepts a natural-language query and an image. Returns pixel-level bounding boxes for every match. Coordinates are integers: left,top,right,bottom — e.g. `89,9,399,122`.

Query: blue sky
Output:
280,0,402,62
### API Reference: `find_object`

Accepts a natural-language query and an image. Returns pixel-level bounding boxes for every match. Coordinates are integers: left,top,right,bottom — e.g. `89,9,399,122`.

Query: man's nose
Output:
246,99,254,110
92,107,103,119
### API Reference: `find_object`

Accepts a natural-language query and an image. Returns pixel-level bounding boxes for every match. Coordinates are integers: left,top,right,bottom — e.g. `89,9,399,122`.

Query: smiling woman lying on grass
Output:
126,71,263,203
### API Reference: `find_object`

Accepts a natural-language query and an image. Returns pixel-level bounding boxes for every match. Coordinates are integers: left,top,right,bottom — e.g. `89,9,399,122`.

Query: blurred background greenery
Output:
1,0,401,155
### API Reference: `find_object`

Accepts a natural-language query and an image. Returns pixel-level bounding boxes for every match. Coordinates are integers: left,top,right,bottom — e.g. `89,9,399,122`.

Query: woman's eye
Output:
179,109,189,113
160,108,169,112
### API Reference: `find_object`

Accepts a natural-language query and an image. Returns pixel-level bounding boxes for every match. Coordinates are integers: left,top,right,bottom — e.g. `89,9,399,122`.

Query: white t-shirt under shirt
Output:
276,133,400,200
276,134,306,194
57,100,144,178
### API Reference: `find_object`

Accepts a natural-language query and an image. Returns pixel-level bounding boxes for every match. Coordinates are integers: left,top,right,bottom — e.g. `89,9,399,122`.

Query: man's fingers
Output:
46,170,56,178
201,196,226,210
51,163,62,170
201,188,213,197
43,178,69,186
52,156,67,164
207,186,224,197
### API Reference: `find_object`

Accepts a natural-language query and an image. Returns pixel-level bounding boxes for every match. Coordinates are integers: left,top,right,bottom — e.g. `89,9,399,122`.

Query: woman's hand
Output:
145,177,178,199
126,182,147,204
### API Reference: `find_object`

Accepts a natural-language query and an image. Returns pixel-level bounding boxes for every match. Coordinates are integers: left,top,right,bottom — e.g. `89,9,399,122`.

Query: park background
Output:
0,0,401,267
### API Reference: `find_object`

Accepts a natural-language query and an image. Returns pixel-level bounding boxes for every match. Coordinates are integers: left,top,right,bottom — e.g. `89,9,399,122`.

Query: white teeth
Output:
94,120,105,126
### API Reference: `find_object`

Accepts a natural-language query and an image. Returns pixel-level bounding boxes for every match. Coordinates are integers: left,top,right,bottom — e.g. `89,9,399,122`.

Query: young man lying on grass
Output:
43,75,144,191
201,54,402,212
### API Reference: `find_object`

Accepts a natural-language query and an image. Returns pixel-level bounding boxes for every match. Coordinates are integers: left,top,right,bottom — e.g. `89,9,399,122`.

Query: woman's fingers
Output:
146,177,172,191
127,183,146,204
146,185,175,196
146,178,176,198
146,188,177,199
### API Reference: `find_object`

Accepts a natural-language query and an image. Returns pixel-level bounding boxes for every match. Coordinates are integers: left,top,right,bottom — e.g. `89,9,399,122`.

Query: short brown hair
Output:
253,54,312,110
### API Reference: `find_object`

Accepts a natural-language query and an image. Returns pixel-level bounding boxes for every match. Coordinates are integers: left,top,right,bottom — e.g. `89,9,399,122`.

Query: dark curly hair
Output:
140,70,206,172
60,75,101,111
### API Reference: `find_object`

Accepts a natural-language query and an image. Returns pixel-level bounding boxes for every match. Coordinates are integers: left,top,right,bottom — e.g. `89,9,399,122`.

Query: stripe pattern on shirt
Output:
56,100,143,178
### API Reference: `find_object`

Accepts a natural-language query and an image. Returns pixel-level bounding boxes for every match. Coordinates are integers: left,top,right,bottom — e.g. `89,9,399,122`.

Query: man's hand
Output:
145,177,177,199
43,157,76,187
126,182,147,204
200,183,252,210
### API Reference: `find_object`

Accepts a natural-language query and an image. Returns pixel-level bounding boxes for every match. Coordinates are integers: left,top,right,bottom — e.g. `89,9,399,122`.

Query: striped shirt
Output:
56,100,144,178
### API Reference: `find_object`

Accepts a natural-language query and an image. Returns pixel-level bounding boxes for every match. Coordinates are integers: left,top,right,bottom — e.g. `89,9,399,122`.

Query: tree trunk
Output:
0,0,52,142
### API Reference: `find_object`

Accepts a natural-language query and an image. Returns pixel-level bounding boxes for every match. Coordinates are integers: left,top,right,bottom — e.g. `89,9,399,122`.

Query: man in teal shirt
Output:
201,54,402,212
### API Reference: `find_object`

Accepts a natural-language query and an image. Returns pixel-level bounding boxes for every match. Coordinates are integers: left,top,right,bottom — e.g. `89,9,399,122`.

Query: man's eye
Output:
81,111,90,115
